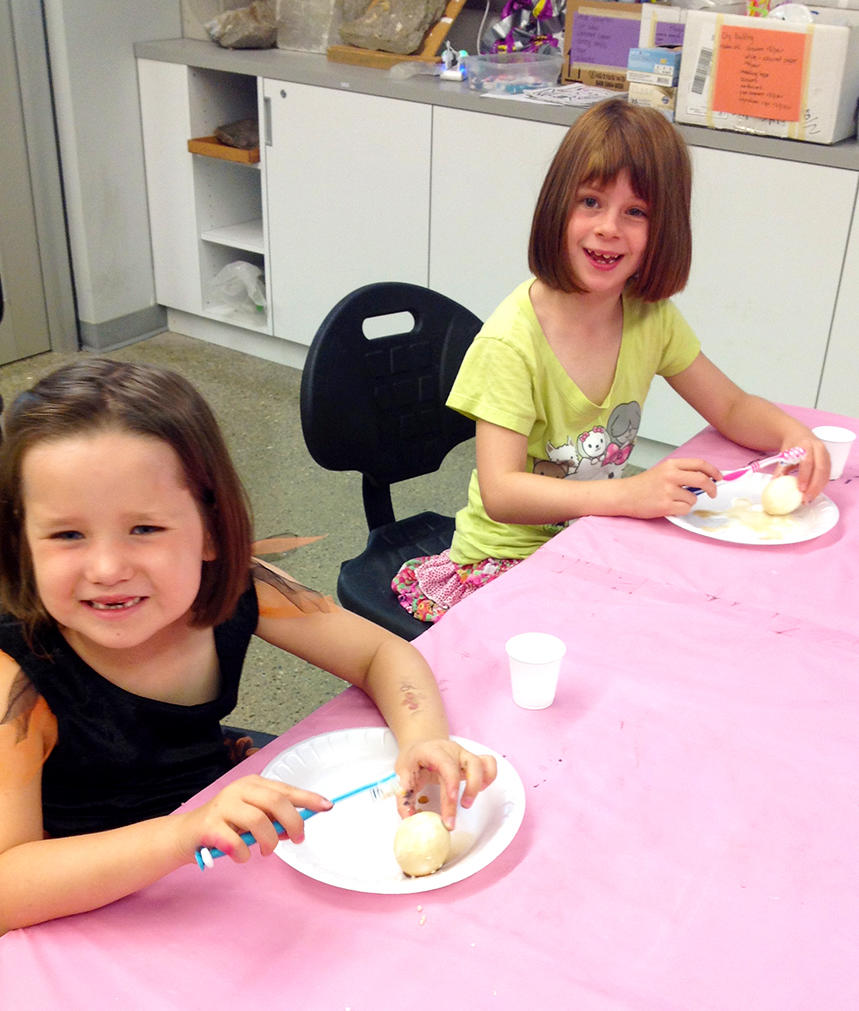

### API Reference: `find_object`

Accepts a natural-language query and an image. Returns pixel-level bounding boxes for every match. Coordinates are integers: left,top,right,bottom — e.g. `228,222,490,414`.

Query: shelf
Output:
203,305,270,332
188,135,260,164
200,219,264,254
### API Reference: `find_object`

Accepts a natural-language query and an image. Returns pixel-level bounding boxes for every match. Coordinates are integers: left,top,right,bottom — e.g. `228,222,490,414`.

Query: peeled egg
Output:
761,474,804,516
393,811,451,877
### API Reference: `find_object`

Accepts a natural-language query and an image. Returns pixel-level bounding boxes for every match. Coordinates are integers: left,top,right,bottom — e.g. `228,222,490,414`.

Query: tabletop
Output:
2,404,858,1010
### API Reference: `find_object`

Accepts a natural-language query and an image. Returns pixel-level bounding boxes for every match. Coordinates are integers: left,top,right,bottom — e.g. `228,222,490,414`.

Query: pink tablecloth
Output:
3,406,858,1009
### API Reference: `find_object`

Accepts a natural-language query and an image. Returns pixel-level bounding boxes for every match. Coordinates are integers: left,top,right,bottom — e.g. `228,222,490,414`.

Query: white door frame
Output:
0,0,76,362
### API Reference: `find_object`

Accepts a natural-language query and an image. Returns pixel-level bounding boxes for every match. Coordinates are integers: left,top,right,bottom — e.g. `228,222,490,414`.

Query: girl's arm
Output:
476,352,830,524
0,778,334,932
667,353,830,501
253,568,497,827
0,655,331,931
475,419,723,521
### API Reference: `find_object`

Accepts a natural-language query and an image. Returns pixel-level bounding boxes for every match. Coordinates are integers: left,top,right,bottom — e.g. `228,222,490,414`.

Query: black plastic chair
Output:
300,282,482,639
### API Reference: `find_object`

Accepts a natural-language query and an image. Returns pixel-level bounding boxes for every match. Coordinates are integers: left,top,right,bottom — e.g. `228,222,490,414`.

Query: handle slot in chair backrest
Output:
300,283,481,531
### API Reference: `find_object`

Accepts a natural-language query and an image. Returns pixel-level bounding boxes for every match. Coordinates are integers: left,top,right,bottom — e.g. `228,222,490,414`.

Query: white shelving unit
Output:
139,60,271,334
138,47,859,426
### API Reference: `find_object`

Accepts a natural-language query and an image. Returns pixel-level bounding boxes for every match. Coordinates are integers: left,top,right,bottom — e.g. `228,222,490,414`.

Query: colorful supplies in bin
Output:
482,0,566,54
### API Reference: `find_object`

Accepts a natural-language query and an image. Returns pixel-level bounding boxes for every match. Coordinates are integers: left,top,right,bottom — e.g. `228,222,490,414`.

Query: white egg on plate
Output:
761,474,804,516
393,811,451,877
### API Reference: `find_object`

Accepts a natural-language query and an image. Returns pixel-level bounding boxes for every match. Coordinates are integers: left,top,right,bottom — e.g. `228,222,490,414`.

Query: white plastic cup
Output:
812,425,856,480
505,632,566,710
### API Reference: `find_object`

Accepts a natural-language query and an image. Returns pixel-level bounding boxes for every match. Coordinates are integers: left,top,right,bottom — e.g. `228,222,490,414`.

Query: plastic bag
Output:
207,261,266,317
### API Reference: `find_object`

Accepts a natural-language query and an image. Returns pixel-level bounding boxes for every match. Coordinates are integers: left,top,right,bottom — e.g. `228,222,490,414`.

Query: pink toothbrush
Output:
690,447,806,495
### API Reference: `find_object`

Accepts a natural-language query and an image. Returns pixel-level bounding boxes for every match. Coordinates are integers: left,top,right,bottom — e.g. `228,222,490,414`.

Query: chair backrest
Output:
300,282,481,530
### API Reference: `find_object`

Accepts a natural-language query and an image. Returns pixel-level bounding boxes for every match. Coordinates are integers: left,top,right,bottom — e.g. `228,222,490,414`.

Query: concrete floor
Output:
0,333,477,734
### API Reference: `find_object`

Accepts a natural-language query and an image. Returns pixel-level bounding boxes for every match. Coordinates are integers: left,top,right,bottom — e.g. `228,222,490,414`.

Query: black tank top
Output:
0,585,259,837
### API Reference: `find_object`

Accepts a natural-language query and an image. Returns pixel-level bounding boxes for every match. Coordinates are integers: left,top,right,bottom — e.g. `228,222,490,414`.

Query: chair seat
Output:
337,511,455,640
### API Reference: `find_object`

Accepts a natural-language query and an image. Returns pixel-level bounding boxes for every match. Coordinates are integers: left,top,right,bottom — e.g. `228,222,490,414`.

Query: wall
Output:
44,0,181,349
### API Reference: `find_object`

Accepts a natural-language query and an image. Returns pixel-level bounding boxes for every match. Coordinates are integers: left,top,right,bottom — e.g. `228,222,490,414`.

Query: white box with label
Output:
675,8,859,143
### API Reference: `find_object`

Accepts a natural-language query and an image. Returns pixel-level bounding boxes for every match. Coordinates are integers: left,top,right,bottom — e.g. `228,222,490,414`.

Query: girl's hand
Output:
777,434,830,503
623,457,722,518
175,775,333,865
222,733,258,765
394,740,498,830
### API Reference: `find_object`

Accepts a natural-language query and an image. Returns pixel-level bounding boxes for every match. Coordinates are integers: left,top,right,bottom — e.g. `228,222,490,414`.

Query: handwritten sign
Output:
569,14,642,68
711,25,807,122
654,23,685,48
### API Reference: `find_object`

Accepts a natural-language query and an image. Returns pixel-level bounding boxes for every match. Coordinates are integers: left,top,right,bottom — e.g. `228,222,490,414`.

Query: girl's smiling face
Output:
22,429,215,659
565,169,650,297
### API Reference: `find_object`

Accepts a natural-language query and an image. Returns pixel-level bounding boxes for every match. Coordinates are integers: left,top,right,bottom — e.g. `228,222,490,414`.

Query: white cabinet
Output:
138,60,270,333
262,80,431,346
430,107,565,322
138,57,859,444
644,147,857,444
429,107,857,445
818,196,859,418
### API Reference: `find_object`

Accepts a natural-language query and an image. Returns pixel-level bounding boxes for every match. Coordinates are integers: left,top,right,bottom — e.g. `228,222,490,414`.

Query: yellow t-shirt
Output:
447,279,701,564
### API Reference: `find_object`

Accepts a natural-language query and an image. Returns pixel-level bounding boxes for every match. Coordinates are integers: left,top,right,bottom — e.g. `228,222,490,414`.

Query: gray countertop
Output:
135,37,859,172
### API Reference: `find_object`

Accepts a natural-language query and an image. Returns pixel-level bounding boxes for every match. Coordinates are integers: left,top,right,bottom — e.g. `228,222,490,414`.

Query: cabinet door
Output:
818,181,859,418
138,59,203,315
430,107,565,322
643,147,856,445
263,81,431,346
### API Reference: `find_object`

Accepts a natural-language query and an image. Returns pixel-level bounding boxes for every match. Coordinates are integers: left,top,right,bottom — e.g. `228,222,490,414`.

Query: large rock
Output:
206,0,278,49
337,0,446,55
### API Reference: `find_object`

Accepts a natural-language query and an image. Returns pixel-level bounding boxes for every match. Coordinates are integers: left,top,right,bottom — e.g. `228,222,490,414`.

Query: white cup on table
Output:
505,632,566,710
812,425,856,480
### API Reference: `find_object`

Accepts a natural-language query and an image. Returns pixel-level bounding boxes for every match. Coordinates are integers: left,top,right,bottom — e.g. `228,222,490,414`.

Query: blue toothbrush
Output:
195,771,398,870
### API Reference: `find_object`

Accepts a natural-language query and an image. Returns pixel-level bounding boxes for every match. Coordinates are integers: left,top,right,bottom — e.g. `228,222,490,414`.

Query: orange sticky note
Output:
712,25,807,122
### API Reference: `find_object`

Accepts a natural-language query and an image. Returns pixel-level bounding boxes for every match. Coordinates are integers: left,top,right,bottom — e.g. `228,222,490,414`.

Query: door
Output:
263,80,431,346
0,0,66,364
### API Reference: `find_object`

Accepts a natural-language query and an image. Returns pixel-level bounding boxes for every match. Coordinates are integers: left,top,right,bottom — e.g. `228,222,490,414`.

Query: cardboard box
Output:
628,80,677,119
562,0,642,92
675,9,859,143
627,47,682,86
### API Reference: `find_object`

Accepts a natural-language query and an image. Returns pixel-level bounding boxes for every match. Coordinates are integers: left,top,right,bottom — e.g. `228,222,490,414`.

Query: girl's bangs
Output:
579,128,654,203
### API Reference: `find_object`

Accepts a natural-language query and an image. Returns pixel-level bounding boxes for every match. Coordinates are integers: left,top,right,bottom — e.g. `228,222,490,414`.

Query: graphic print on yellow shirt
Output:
533,400,642,481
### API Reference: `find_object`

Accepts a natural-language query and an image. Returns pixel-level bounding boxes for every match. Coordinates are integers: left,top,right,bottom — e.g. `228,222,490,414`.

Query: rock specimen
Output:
337,0,446,54
206,0,278,49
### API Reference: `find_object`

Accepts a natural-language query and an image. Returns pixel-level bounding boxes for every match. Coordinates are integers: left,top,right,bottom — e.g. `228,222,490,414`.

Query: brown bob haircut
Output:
529,98,693,302
0,358,253,636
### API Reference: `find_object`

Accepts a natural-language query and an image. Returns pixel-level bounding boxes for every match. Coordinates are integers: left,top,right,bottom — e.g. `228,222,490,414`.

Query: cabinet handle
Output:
264,96,272,147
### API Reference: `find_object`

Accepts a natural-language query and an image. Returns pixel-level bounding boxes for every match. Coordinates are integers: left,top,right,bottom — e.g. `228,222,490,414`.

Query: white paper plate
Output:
666,472,839,545
261,727,525,894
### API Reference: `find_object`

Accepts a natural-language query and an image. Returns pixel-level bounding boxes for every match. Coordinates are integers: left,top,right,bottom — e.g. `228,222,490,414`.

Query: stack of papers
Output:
524,83,622,106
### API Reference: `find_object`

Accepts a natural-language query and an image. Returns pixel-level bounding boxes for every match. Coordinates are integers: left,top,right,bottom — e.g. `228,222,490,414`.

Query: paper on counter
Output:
523,82,623,105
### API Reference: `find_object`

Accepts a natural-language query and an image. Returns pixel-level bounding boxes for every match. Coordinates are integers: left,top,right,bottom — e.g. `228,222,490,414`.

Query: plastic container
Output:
462,51,563,95
812,425,856,480
505,632,566,710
